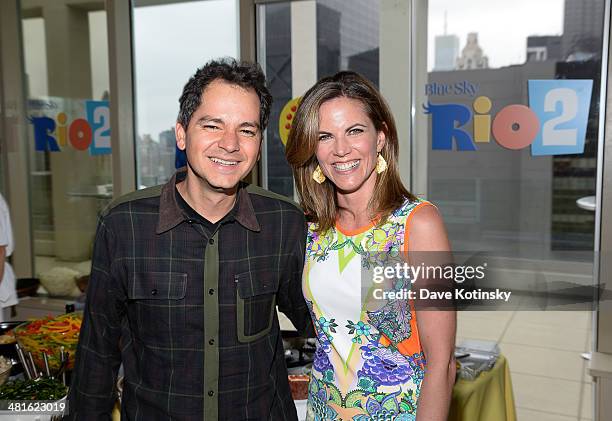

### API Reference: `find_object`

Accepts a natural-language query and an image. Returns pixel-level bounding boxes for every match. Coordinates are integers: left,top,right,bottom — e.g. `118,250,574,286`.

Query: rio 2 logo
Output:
29,100,111,155
424,80,593,156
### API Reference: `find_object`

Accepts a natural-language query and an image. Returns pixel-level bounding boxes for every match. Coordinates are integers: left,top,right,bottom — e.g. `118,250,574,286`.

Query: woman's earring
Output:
376,154,388,174
312,165,326,184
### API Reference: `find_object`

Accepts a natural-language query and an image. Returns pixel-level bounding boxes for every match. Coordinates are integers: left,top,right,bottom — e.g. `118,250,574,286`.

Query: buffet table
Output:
12,296,68,320
449,355,516,421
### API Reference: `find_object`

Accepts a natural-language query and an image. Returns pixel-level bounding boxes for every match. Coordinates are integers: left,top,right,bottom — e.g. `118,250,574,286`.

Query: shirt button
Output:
208,238,215,245
187,219,194,224
208,338,215,345
151,288,158,296
208,390,215,397
208,288,215,295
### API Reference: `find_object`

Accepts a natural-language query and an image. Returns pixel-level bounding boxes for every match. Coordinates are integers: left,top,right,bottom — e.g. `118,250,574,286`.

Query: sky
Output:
428,0,565,70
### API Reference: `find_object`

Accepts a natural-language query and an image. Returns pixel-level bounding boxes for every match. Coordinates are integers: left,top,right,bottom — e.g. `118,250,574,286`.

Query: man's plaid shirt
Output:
67,169,312,420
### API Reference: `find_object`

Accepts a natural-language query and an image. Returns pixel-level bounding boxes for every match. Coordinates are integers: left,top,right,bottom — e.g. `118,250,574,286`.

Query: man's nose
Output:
218,129,240,153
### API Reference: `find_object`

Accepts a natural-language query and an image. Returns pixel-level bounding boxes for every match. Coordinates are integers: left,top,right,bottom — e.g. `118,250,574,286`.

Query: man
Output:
68,58,312,420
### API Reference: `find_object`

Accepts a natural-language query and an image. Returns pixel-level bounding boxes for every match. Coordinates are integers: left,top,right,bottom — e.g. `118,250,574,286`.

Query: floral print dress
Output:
303,198,431,421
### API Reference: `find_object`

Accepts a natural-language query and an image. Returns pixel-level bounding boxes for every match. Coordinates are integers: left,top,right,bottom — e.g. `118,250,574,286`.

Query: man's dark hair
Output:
177,57,272,132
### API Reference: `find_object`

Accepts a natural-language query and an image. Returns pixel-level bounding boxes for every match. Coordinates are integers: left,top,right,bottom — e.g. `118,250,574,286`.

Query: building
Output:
562,0,605,60
316,4,341,83
526,35,563,62
347,48,379,88
315,0,380,81
262,2,294,197
434,34,459,71
456,32,489,70
316,0,379,73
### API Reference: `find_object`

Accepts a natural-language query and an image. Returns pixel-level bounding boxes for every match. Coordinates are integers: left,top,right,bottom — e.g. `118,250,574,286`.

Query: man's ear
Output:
176,122,187,151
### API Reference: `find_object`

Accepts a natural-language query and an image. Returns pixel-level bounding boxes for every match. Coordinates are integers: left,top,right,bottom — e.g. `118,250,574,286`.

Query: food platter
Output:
0,314,82,419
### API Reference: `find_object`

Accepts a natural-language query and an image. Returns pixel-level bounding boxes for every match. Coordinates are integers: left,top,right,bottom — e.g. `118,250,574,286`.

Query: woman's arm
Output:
408,204,456,421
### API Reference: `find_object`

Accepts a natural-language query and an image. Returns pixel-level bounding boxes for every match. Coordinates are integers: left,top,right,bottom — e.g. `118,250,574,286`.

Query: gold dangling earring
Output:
375,154,387,174
312,165,326,184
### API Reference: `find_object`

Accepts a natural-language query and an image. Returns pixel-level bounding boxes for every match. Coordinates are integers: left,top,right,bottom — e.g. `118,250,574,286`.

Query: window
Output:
132,0,238,188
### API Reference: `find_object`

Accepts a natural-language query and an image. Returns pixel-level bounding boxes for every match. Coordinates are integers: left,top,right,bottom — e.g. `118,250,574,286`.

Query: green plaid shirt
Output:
67,168,312,420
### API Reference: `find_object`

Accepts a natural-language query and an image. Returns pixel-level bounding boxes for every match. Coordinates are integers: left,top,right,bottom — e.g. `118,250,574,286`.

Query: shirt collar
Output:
156,167,261,234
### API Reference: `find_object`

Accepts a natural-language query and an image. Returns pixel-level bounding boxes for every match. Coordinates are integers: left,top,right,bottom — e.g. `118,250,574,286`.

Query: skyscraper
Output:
434,34,459,71
562,0,605,60
456,33,489,70
316,0,379,72
526,36,562,62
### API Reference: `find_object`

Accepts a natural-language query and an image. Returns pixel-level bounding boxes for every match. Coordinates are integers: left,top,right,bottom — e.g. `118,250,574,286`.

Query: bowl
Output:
0,377,68,414
0,356,12,385
14,312,82,373
0,321,21,359
0,322,25,377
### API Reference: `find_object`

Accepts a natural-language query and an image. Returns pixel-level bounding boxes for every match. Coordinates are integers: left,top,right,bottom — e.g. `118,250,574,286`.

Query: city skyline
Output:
428,0,564,70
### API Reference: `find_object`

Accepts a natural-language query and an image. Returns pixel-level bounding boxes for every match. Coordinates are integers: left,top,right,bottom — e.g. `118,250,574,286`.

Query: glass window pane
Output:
316,0,379,85
261,2,293,197
425,0,604,258
21,4,112,274
132,0,238,189
258,0,381,198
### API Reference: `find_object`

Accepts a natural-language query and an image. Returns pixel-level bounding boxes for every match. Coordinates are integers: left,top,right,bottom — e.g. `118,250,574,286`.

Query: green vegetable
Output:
0,378,67,400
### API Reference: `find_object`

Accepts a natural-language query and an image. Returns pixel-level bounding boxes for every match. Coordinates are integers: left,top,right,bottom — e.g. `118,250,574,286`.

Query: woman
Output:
286,71,456,421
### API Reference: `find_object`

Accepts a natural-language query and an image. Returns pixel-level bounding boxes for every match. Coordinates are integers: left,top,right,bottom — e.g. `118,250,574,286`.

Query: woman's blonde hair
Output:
286,71,415,233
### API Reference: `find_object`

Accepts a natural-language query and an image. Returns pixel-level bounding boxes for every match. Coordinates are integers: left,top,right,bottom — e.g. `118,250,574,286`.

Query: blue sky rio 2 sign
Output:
424,79,593,156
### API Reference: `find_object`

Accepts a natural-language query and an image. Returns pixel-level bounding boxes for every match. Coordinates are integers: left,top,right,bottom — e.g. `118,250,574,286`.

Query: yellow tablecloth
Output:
449,355,516,421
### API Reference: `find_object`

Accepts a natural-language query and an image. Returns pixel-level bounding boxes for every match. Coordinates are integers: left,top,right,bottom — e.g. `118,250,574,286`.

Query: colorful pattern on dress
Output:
303,198,429,421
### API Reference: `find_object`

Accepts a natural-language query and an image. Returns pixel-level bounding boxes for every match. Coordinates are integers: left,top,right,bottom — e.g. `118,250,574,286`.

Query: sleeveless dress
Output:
303,198,431,421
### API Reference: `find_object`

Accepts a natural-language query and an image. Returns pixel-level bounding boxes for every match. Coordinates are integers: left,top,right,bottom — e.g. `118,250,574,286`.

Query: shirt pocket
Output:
128,272,187,347
235,270,279,343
